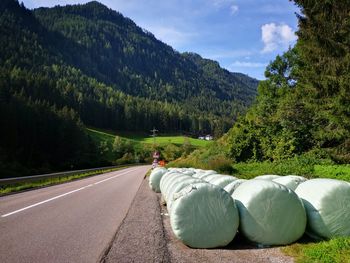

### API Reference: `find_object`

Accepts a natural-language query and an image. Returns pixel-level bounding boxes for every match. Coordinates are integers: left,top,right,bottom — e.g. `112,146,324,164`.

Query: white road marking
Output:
1,168,140,218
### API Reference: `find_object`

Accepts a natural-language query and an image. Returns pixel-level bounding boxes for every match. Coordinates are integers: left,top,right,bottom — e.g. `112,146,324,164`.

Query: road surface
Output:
0,165,150,263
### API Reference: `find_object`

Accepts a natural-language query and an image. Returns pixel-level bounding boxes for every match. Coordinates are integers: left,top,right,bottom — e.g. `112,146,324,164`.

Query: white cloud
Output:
211,0,238,15
230,5,239,14
261,23,297,53
230,61,267,68
147,26,196,47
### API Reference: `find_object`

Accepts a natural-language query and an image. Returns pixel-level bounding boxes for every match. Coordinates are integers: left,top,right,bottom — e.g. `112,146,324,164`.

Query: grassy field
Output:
86,128,212,147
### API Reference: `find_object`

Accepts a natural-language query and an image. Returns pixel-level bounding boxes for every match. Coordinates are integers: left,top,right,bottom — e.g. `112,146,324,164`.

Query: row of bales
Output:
149,167,350,248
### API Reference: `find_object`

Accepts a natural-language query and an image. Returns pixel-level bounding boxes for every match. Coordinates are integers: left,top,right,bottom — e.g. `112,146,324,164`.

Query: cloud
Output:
230,61,267,68
261,23,297,53
230,5,239,14
147,26,196,47
211,0,238,15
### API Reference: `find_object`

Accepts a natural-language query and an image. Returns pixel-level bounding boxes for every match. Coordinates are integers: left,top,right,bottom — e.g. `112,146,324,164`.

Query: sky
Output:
21,0,300,80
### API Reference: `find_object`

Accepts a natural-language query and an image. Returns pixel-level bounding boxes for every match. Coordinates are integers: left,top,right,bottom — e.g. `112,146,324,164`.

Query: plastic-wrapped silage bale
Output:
254,174,281,180
167,178,204,212
224,179,247,195
163,174,192,202
160,172,187,196
182,170,195,176
202,173,222,182
273,175,307,191
160,171,181,194
149,167,168,192
232,180,306,245
295,178,350,239
210,175,237,188
170,182,239,248
195,170,217,179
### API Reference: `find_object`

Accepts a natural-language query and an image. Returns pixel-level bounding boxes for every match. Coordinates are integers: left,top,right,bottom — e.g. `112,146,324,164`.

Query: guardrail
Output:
0,165,131,186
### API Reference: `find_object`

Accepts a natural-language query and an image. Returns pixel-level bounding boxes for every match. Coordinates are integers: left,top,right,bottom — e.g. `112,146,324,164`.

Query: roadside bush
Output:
207,155,234,174
115,152,135,165
163,144,182,162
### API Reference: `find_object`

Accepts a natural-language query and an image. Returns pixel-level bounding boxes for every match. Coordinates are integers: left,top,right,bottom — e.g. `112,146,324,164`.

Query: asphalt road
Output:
0,165,150,263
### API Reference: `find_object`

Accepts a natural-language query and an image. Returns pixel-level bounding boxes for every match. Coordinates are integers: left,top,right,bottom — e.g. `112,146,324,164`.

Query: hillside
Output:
0,0,258,176
0,0,258,135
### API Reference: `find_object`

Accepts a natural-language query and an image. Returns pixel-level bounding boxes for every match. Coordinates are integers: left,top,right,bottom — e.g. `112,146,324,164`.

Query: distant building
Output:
205,135,213,141
198,135,213,140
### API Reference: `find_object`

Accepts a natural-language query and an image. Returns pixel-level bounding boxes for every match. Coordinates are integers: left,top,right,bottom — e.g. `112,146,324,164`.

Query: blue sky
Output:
22,0,300,80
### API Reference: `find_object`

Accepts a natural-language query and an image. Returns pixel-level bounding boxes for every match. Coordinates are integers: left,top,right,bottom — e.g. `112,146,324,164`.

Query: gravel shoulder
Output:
104,178,294,263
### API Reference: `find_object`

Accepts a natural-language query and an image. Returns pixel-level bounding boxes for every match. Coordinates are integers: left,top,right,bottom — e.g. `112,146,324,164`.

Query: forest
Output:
0,0,257,177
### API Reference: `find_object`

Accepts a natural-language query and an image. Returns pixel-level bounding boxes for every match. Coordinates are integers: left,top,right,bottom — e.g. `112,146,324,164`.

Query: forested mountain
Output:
0,0,257,176
223,0,350,163
1,0,258,134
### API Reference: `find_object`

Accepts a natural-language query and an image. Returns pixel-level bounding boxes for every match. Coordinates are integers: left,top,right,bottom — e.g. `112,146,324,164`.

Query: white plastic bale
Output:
209,175,237,188
232,180,306,245
254,175,281,181
149,167,168,192
273,175,307,191
224,179,247,195
160,171,181,194
167,178,204,212
192,172,203,178
182,170,195,176
202,173,222,182
196,173,211,179
295,178,350,239
161,172,186,196
163,175,191,202
171,182,239,248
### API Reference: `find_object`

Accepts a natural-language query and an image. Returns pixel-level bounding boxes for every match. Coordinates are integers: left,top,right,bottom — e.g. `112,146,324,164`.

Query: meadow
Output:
86,128,212,147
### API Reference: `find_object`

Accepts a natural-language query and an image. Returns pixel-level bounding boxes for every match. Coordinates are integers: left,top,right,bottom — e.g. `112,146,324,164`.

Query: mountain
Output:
1,0,258,134
0,0,258,176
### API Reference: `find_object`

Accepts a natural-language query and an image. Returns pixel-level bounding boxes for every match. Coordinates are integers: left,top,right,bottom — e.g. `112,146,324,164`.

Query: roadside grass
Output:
232,162,350,181
0,166,130,195
282,237,350,263
86,127,212,147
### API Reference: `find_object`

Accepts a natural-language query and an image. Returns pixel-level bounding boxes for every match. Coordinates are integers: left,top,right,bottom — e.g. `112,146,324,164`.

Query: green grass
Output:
282,237,350,263
86,127,212,147
231,162,350,181
314,164,350,181
0,166,131,195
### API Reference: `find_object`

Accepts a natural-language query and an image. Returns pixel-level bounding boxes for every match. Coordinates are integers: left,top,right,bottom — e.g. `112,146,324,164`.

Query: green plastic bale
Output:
254,175,281,180
210,175,238,188
167,178,204,212
171,182,239,248
295,178,350,239
149,167,168,192
232,180,306,245
273,175,307,191
224,179,247,195
163,175,191,202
